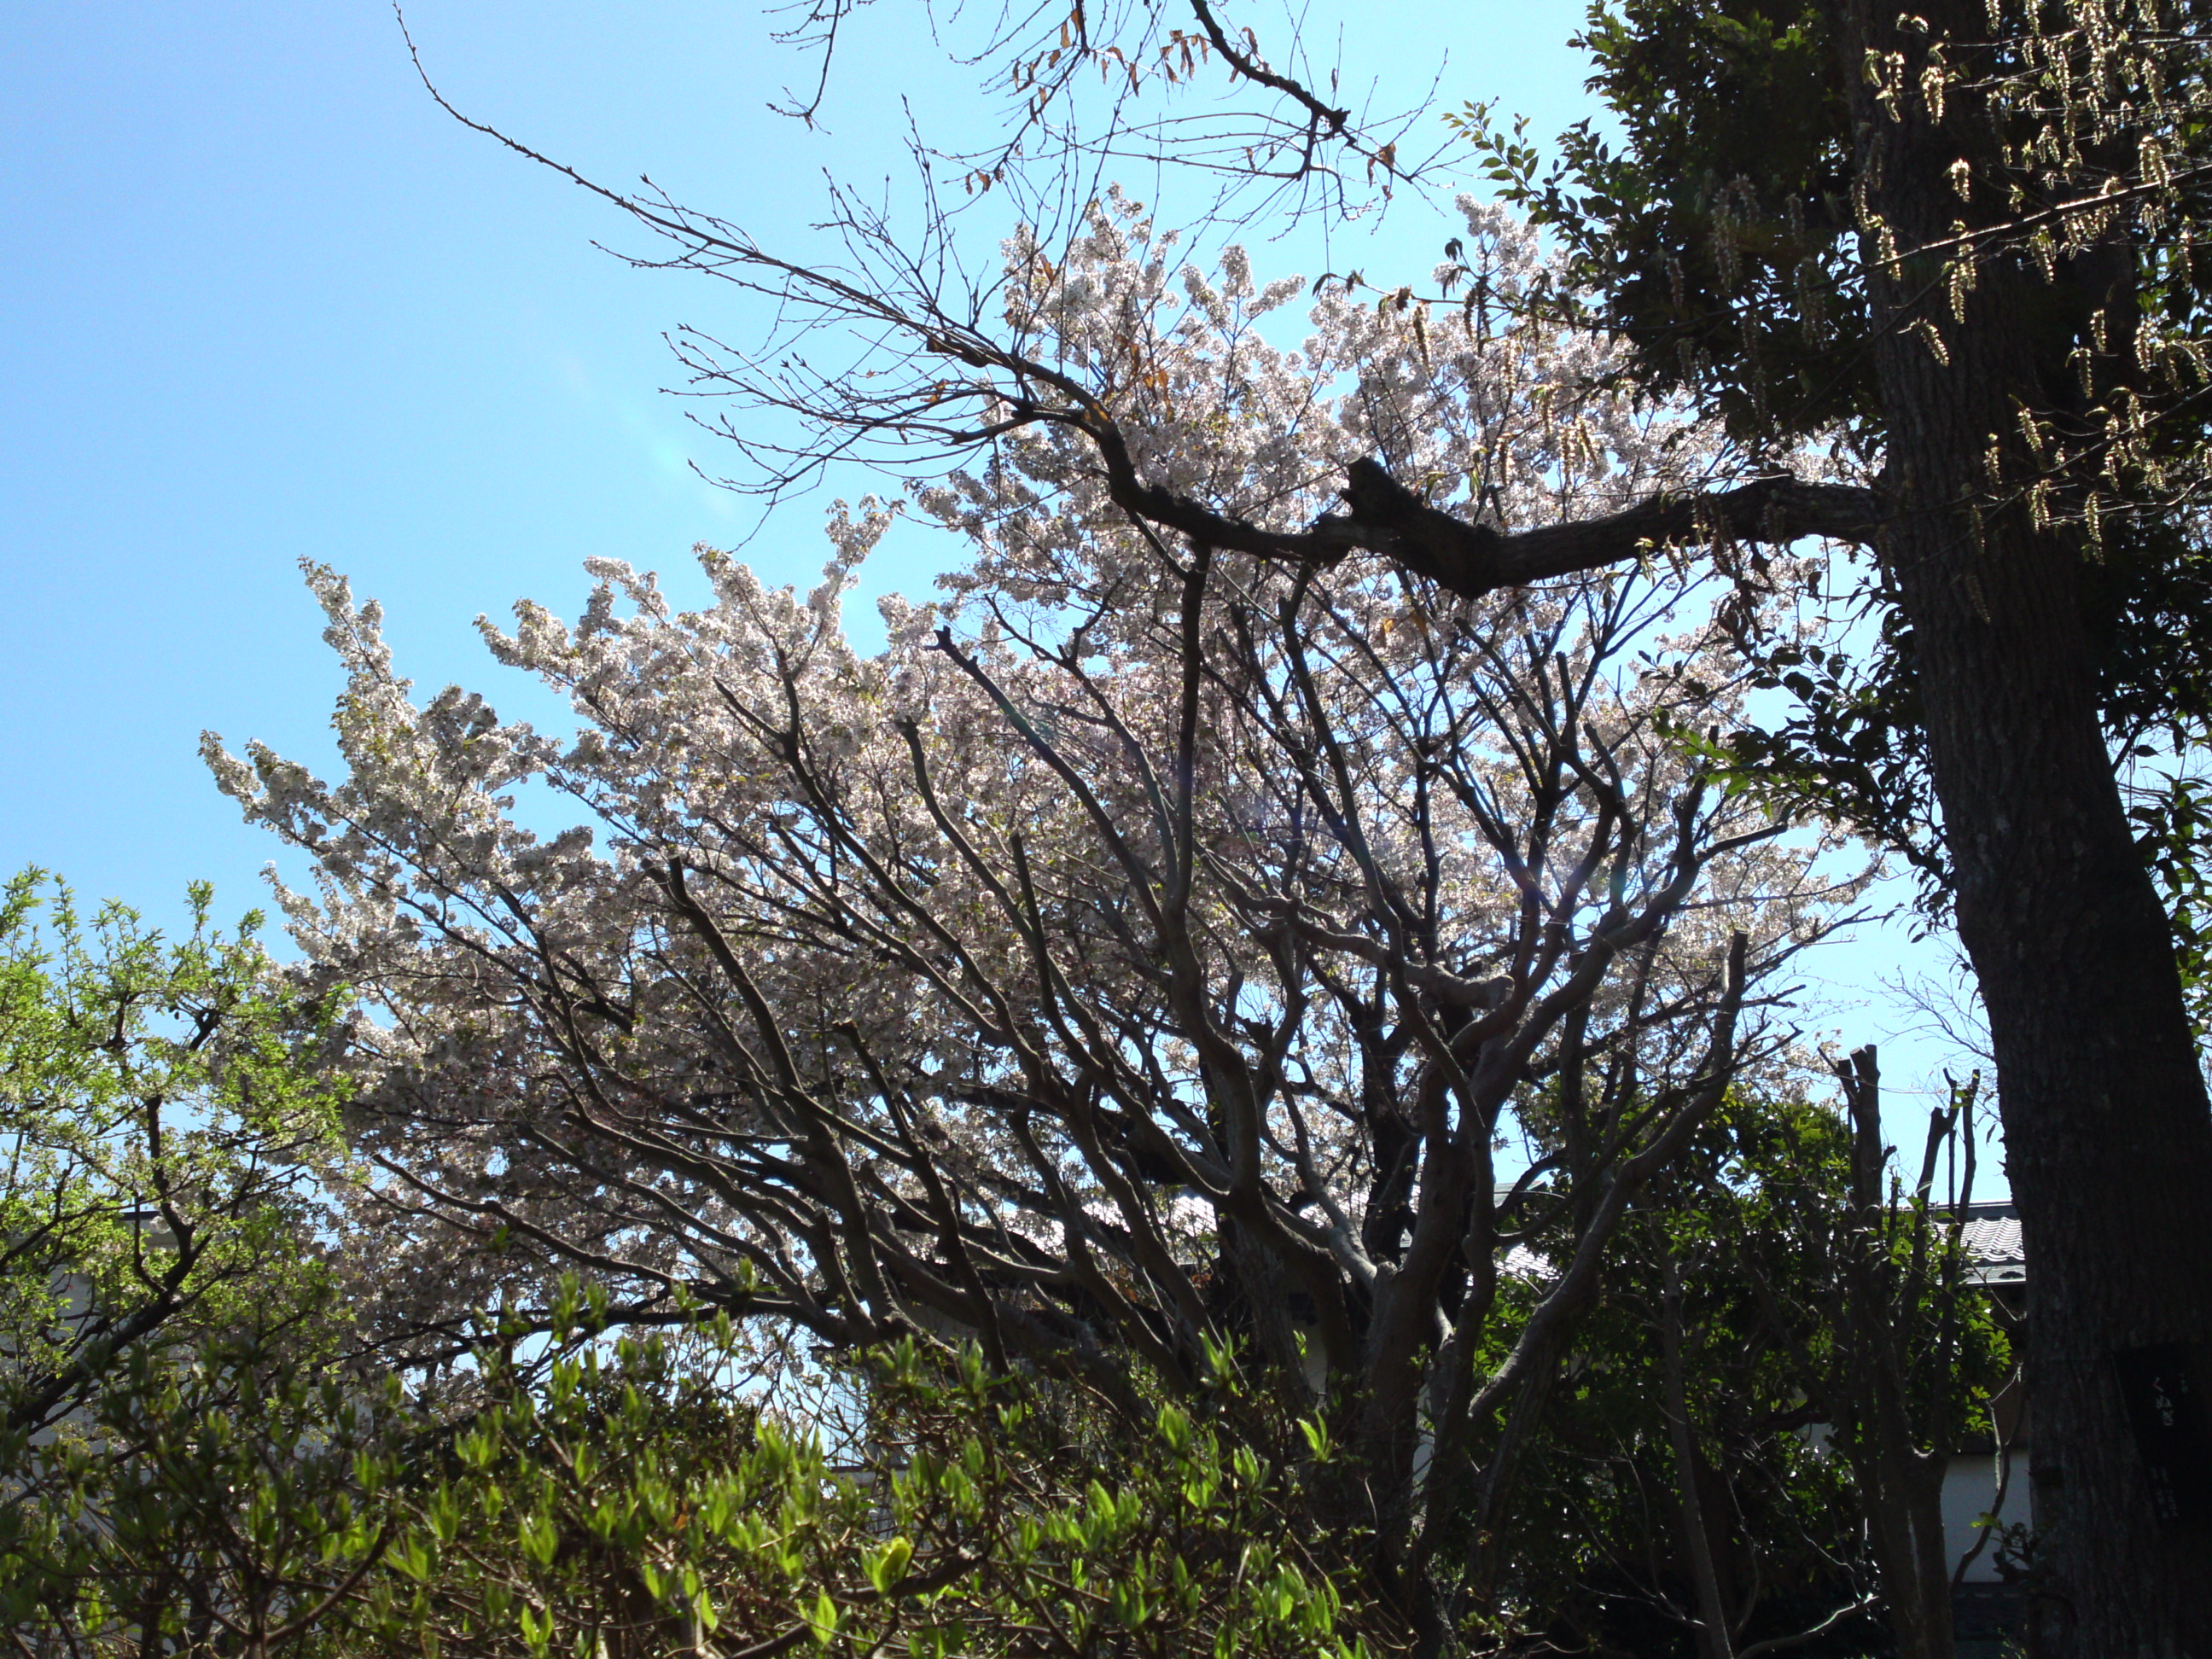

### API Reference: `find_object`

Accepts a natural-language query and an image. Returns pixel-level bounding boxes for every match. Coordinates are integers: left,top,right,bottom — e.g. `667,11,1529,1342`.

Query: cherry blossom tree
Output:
207,205,1862,1639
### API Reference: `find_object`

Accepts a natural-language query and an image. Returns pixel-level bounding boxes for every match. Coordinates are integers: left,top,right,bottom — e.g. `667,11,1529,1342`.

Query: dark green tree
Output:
1493,1075,2010,1659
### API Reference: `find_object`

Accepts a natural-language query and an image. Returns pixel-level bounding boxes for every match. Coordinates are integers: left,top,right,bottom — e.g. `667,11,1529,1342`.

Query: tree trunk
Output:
1656,1226,1738,1659
1832,1049,1954,1659
1833,2,2212,1650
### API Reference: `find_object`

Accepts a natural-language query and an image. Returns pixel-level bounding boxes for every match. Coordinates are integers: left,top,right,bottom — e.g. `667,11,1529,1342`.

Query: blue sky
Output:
2,1,1996,1174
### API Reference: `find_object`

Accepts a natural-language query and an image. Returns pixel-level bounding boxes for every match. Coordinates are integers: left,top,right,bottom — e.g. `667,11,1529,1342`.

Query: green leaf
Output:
866,1536,913,1594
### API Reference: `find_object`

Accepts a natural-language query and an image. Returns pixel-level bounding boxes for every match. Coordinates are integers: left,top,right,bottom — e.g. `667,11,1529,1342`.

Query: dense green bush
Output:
7,1288,1390,1659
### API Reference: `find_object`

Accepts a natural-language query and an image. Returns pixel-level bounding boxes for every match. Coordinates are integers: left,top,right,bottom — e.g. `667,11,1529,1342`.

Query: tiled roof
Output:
1502,1242,1553,1280
1956,1202,2025,1286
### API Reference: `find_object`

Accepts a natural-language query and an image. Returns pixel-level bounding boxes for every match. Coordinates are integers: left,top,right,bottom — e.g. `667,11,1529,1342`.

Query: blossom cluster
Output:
205,202,1858,1388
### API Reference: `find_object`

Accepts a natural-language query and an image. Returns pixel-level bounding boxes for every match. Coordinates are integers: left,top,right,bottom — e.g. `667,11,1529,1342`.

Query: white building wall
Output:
1940,1447,2024,1581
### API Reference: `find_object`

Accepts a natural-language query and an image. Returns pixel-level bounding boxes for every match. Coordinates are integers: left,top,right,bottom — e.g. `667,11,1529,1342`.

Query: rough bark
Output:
1827,3,2212,1650
1094,444,1882,593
